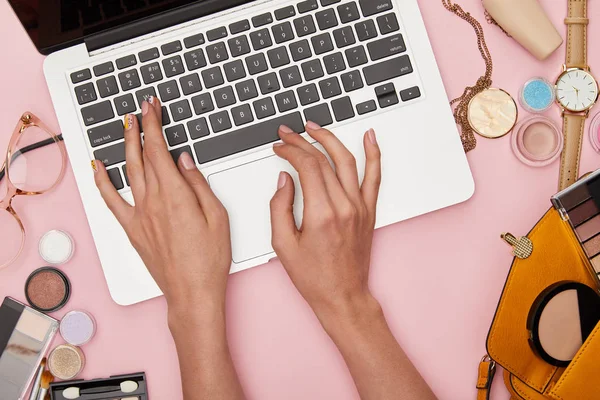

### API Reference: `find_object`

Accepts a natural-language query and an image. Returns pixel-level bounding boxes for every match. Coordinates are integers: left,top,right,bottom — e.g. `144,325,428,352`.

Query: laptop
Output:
10,0,474,305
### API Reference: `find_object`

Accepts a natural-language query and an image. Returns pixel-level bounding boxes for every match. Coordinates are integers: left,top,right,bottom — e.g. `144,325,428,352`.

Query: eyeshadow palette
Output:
0,297,58,400
552,169,600,274
49,372,147,400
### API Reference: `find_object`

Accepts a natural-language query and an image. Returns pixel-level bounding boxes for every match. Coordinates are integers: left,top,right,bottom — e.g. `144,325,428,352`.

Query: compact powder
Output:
39,230,74,265
60,310,96,346
48,344,85,380
468,88,518,138
25,267,71,312
512,117,562,167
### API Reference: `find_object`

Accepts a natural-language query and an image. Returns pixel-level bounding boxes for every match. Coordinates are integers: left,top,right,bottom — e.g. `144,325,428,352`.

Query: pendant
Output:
468,88,518,139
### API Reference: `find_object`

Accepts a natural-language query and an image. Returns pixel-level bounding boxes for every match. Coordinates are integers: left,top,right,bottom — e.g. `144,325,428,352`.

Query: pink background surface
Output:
1,1,599,399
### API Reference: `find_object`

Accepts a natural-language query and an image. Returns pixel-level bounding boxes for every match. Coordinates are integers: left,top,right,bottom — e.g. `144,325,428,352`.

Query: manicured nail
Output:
148,95,155,105
179,151,196,170
306,121,321,130
367,128,377,145
273,142,284,148
142,101,149,116
279,125,294,134
124,114,134,130
277,172,287,190
91,160,98,172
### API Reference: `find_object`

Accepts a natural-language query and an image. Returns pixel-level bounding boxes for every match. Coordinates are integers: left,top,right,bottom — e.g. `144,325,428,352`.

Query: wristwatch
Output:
556,0,599,190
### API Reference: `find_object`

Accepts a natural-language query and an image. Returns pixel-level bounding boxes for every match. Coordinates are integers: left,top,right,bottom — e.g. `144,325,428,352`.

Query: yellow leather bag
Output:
478,207,600,400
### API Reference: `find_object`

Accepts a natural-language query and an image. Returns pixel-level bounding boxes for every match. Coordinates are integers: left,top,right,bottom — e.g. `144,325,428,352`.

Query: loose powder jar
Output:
520,77,555,113
60,310,96,346
589,111,600,153
468,88,518,139
512,117,563,167
39,230,74,265
25,267,71,312
48,344,85,380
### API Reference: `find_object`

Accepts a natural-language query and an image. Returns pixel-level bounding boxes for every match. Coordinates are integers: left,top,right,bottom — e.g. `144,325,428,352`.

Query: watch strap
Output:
559,113,586,190
565,0,588,69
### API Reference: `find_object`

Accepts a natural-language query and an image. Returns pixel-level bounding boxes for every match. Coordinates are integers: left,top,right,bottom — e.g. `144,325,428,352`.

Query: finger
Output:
305,121,360,199
270,171,298,253
361,129,382,219
93,160,133,225
123,114,145,201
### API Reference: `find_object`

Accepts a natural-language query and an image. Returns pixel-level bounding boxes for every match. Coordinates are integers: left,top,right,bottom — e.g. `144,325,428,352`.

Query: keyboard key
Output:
345,46,368,67
252,12,273,28
293,15,316,38
228,36,251,57
161,40,182,55
250,29,273,51
236,79,259,101
359,0,393,16
275,91,298,113
301,59,324,81
356,99,377,115
75,83,97,105
71,69,91,84
209,111,232,133
319,76,342,99
258,72,280,95
268,46,290,68
355,20,377,41
341,70,364,92
180,73,203,96
135,87,157,108
184,49,207,71
187,117,210,139
139,47,160,62
141,62,163,84
135,107,170,131
108,168,124,190
376,83,399,108
165,124,188,146
207,42,229,64
194,112,304,164
253,97,276,119
377,12,399,34
368,34,406,61
332,96,354,121
230,20,251,34
158,80,181,102
207,26,228,41
97,76,119,98
122,165,129,186
246,53,269,75
297,83,320,106
114,94,136,115
163,55,185,78
316,9,338,30
192,93,215,115
275,5,296,20
333,26,356,48
338,2,360,23
202,66,225,88
272,22,295,44
321,0,341,5
280,65,302,88
94,141,125,166
224,60,246,82
363,55,412,85
170,146,193,165
93,61,114,77
311,33,334,55
400,86,421,102
290,39,312,62
116,55,137,70
87,120,124,147
81,101,114,126
214,86,236,108
184,33,205,48
170,99,193,122
298,0,318,13
118,69,142,91
231,104,254,126
304,103,333,127
323,52,346,74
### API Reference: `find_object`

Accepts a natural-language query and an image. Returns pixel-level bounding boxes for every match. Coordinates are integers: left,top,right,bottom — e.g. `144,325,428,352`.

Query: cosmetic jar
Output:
511,116,563,167
519,77,555,113
25,267,71,312
589,112,600,153
39,230,75,265
60,310,96,346
48,344,86,380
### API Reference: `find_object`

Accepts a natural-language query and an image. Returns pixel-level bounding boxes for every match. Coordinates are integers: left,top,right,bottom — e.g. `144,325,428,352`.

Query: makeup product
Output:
527,282,600,366
0,297,58,400
589,111,600,154
25,267,71,313
39,230,74,265
49,372,147,400
29,358,46,400
467,88,518,139
519,78,555,113
482,0,562,60
59,311,96,347
511,117,562,167
48,345,85,380
37,371,54,400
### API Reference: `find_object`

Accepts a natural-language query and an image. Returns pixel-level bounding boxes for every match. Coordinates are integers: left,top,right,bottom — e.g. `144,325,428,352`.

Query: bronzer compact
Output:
49,372,147,400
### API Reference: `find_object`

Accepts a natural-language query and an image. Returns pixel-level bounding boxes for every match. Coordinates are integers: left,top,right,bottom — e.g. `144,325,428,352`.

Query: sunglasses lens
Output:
0,208,24,269
8,125,64,193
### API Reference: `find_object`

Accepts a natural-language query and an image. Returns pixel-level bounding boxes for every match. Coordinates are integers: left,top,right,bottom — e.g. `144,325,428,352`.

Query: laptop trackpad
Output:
208,155,304,264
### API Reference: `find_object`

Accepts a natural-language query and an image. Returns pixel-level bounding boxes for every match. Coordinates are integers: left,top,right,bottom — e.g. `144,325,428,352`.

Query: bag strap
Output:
477,356,497,400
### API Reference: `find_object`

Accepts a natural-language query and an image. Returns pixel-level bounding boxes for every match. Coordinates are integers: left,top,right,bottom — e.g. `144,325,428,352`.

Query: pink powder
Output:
522,122,558,158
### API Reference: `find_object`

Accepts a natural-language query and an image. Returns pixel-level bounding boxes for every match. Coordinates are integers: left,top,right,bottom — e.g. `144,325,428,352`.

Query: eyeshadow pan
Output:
576,215,600,242
25,267,71,312
592,256,600,274
584,234,600,257
569,200,600,227
16,309,52,342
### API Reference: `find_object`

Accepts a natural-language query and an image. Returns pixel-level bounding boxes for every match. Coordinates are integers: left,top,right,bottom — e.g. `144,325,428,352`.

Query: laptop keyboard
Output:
70,0,422,191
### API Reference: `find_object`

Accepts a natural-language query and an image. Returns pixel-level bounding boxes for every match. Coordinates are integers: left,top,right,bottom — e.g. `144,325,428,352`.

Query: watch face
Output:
556,69,599,112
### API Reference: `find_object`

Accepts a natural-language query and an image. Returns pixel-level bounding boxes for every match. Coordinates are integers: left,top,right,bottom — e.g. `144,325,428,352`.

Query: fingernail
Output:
277,172,287,189
273,142,284,148
124,114,134,130
279,125,294,134
367,128,377,145
148,95,155,105
142,101,149,116
306,121,321,130
91,160,98,172
179,151,196,170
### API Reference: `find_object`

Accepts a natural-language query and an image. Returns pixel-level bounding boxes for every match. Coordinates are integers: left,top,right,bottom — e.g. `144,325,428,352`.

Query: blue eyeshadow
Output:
520,78,555,113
